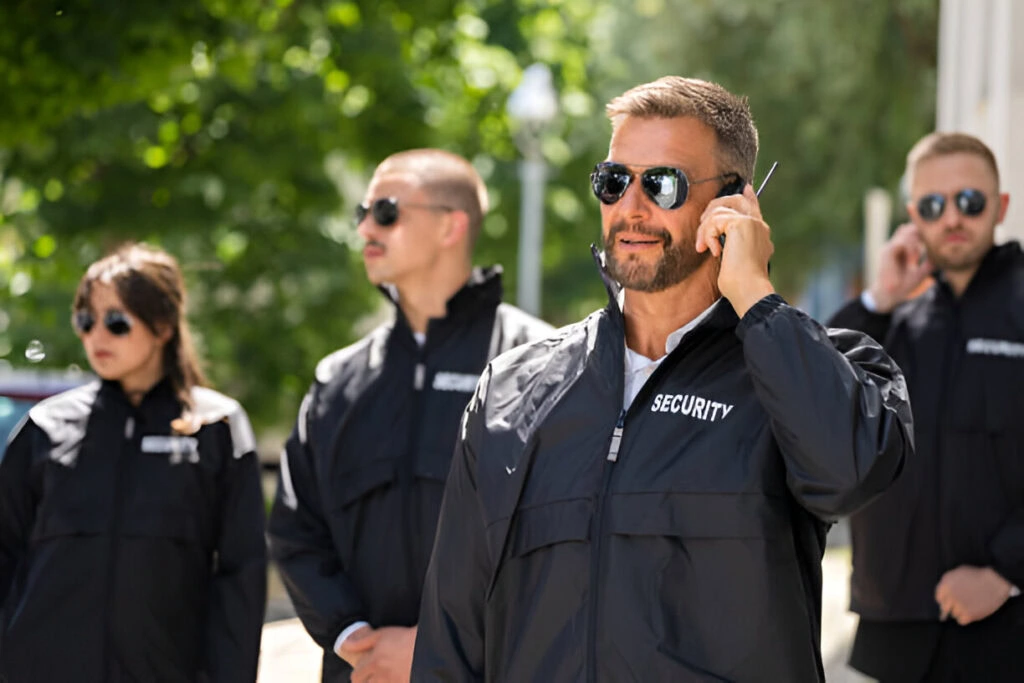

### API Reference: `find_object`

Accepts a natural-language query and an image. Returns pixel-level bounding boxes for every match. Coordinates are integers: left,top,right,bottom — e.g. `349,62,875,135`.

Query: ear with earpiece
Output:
715,175,746,199
715,176,747,248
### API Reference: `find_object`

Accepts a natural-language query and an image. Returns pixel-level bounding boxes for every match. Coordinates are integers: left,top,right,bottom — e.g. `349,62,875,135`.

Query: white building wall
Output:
937,0,1024,242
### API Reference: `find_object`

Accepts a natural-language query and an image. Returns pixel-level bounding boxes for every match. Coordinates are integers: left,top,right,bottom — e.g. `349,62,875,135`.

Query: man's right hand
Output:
868,223,932,313
336,625,379,669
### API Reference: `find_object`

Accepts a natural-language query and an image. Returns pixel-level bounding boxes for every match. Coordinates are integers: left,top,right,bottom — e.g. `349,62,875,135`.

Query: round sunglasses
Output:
916,189,987,222
355,197,455,227
73,309,133,337
590,162,740,210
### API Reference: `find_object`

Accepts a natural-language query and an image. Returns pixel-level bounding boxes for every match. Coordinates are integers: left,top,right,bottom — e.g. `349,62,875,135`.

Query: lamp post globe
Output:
506,63,557,316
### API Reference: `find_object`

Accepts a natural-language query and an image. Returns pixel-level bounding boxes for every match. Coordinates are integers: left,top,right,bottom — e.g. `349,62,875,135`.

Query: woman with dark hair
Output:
0,243,267,683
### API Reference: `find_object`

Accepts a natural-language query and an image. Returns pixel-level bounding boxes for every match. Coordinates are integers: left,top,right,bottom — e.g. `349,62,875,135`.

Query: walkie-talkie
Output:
717,161,778,248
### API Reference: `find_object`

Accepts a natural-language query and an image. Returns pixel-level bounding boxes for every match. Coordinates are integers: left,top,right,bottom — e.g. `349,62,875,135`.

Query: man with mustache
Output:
268,149,552,683
830,132,1024,682
412,76,912,682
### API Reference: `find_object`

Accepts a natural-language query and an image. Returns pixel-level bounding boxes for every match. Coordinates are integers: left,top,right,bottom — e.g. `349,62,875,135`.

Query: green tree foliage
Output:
0,0,938,434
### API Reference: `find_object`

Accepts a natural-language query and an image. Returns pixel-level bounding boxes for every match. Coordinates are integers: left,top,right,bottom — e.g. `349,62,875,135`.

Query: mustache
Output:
607,221,673,247
363,239,386,250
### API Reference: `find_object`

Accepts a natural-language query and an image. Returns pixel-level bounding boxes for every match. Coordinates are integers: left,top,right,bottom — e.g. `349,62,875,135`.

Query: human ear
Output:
997,192,1010,224
440,210,470,248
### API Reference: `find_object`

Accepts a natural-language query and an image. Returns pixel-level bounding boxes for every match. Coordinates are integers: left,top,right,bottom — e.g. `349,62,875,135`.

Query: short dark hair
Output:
906,131,1000,187
376,149,489,247
605,76,759,181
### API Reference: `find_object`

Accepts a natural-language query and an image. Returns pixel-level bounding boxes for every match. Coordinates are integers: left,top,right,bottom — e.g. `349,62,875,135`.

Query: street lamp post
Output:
507,63,558,317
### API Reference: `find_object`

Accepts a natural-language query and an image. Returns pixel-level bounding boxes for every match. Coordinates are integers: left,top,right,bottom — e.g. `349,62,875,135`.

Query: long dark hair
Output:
73,243,207,431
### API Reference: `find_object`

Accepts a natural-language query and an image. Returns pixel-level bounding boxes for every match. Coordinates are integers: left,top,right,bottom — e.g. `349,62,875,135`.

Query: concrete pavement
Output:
258,542,874,682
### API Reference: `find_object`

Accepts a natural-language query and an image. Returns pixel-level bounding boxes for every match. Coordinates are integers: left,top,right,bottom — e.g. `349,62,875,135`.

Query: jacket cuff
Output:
852,295,893,324
334,621,372,655
988,522,1024,589
735,293,788,341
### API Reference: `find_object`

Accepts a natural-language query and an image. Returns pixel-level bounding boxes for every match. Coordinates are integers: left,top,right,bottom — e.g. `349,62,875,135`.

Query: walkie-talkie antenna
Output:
756,161,778,197
718,161,779,248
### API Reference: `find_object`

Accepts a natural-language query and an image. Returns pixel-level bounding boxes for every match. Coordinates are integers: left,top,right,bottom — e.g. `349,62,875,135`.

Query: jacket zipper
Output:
401,355,429,596
584,329,711,682
103,414,135,681
586,409,625,683
935,303,961,572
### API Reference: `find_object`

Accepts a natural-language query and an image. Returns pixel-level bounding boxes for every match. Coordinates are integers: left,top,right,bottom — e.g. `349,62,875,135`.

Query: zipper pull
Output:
414,363,426,391
124,416,135,440
606,410,626,462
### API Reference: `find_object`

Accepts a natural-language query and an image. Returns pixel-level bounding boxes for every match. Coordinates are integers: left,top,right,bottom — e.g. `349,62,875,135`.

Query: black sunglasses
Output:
73,309,133,337
916,189,987,222
355,197,455,227
590,162,740,210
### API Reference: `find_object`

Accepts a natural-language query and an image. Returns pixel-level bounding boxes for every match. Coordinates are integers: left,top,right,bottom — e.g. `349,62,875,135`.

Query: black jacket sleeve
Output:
737,295,913,521
412,375,490,682
827,296,893,346
0,418,40,607
988,511,1024,589
201,427,268,683
267,393,368,651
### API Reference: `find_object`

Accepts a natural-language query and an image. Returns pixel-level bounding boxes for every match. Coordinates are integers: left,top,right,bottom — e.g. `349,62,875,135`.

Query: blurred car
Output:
0,368,92,455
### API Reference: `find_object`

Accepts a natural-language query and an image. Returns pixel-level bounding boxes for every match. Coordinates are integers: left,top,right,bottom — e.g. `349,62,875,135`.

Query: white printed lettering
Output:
966,338,1024,359
681,394,695,415
693,397,706,418
648,393,735,422
432,371,481,393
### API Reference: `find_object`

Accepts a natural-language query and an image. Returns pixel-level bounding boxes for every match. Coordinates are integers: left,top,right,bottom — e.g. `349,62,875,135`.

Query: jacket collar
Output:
934,241,1022,303
98,376,178,412
380,265,505,346
589,244,738,338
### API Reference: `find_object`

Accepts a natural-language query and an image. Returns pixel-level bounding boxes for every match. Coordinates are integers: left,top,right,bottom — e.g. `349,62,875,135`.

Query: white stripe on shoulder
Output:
190,387,256,459
26,382,101,466
297,392,312,446
278,446,299,511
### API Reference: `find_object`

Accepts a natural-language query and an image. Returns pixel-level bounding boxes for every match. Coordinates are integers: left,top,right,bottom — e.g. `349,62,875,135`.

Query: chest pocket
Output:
488,497,592,603
125,437,215,546
504,498,592,559
336,459,398,508
952,339,1024,433
415,379,481,485
605,491,792,543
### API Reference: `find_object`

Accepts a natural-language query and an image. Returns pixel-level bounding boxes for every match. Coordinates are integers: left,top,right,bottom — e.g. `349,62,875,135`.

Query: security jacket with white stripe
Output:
413,259,913,683
267,266,553,682
830,241,1024,622
0,379,267,683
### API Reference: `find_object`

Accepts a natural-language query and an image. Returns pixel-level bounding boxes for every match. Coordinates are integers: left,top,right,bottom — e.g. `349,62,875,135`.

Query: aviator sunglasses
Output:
355,197,455,227
590,162,741,210
916,189,987,222
73,309,133,337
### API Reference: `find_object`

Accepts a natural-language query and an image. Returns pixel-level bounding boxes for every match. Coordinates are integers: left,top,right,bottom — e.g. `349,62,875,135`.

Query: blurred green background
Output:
1,0,938,437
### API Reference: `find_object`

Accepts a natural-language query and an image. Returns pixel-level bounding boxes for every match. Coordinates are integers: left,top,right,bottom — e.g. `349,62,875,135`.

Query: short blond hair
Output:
375,149,489,245
606,76,759,181
906,132,1000,187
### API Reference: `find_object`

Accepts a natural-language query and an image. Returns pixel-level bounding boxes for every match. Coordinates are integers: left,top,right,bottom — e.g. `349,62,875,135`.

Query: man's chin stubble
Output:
609,248,708,293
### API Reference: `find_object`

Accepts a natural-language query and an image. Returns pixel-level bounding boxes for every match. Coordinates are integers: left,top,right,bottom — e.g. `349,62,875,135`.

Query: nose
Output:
937,197,962,228
616,178,653,221
356,215,379,241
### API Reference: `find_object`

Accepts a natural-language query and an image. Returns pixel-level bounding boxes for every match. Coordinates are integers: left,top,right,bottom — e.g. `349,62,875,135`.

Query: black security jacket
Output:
830,242,1024,622
414,266,912,682
0,379,267,683
266,267,553,682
